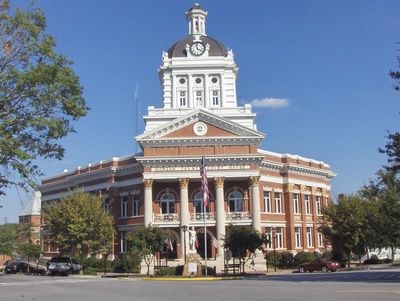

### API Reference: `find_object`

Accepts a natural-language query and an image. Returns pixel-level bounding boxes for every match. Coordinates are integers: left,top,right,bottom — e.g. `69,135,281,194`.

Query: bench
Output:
222,263,241,275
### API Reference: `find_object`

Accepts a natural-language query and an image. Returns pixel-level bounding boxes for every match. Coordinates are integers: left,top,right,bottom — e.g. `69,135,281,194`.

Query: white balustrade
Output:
153,213,179,223
226,211,252,221
189,212,215,221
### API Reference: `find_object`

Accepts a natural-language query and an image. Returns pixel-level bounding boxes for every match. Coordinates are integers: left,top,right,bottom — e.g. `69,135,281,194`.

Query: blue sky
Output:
1,0,399,223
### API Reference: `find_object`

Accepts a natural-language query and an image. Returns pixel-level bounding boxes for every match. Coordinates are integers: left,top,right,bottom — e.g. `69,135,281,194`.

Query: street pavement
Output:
0,269,398,301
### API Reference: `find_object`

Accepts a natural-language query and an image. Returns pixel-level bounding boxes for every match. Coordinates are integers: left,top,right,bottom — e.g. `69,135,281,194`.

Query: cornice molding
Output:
260,159,336,180
137,154,265,167
139,136,263,147
137,109,264,142
40,163,142,193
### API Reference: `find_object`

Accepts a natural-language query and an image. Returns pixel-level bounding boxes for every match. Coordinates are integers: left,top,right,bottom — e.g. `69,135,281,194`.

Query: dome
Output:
167,35,228,58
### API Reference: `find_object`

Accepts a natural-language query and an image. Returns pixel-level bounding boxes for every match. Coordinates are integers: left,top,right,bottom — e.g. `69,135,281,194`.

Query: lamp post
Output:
181,225,188,264
103,251,109,275
272,227,277,272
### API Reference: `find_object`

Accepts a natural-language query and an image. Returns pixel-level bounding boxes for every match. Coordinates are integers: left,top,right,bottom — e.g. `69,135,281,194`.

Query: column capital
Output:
283,183,295,193
300,185,311,194
214,177,225,188
179,178,190,189
144,179,153,189
249,176,260,187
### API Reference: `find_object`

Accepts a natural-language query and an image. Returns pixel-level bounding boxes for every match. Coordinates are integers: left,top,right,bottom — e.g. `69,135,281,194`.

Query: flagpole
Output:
200,154,209,276
204,202,207,276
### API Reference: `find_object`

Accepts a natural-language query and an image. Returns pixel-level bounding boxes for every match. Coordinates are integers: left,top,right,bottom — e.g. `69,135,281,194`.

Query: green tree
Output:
377,184,400,262
224,226,267,273
18,242,41,272
0,223,18,256
126,226,167,276
389,47,400,91
0,0,88,195
43,191,114,262
320,195,367,267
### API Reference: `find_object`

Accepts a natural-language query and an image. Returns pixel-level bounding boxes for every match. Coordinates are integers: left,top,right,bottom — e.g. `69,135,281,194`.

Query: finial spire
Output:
186,3,207,35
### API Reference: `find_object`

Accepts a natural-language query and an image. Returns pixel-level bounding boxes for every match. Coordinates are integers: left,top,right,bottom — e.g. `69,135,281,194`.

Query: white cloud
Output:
250,97,290,108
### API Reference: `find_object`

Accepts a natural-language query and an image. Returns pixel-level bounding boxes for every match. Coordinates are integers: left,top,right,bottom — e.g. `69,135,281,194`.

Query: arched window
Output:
228,191,244,212
193,191,209,213
160,192,175,214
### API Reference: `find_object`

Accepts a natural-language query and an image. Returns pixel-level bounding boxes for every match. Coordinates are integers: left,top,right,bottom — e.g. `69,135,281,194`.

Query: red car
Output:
298,259,340,273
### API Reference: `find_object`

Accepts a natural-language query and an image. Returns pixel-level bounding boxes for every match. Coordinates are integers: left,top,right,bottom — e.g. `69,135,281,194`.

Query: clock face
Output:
190,42,205,56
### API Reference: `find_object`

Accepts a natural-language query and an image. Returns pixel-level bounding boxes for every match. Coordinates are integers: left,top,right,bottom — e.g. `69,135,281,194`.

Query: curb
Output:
142,276,243,281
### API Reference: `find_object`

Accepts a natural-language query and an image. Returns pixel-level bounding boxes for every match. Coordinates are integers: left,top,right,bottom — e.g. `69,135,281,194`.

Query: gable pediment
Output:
136,109,265,146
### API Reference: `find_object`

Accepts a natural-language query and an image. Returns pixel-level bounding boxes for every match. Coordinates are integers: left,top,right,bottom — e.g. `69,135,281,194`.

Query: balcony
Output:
153,213,179,223
226,211,252,224
189,212,215,222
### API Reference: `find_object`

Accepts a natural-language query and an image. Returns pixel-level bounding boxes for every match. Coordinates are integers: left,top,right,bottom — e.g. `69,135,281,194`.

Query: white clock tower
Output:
143,3,257,133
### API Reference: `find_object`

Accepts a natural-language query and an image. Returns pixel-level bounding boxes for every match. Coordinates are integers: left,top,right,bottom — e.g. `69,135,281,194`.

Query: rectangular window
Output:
132,195,140,216
265,227,284,249
318,232,324,247
274,192,282,213
179,91,187,107
293,193,300,214
305,195,311,215
121,196,128,217
295,227,302,248
121,231,127,253
195,90,203,106
264,191,271,213
264,228,272,248
275,227,284,249
316,196,322,215
212,90,219,106
306,227,313,247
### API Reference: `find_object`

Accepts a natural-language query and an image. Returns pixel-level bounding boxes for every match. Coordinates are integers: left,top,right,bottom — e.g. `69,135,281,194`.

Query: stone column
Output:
250,176,261,232
215,177,225,257
144,179,153,227
179,178,190,259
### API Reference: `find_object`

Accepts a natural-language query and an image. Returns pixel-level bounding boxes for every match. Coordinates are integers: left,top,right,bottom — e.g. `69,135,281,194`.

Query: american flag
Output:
200,156,209,207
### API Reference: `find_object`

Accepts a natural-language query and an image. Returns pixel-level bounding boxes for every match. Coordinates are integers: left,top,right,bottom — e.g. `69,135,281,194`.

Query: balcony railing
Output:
189,212,215,221
153,213,179,223
226,211,252,221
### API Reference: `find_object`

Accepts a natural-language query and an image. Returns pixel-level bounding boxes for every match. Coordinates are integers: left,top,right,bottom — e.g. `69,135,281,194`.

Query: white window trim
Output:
264,191,271,213
274,192,282,214
305,195,311,215
121,196,128,218
306,227,313,248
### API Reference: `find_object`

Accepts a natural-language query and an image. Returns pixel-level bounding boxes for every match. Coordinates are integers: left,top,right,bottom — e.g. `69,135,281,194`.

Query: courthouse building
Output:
39,4,335,269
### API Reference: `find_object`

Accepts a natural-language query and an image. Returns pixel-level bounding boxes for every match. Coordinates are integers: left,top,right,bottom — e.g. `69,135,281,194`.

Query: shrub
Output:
363,255,381,265
321,251,332,260
175,265,184,275
294,251,317,265
278,252,295,268
156,267,176,276
82,267,97,275
265,251,282,267
112,255,140,273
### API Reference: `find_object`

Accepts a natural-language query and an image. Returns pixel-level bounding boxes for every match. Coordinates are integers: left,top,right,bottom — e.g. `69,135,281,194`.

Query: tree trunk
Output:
347,253,351,268
391,245,395,263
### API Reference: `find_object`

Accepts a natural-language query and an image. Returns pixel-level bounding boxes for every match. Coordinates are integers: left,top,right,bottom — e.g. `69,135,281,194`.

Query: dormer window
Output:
179,91,187,107
212,90,219,106
195,90,203,106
